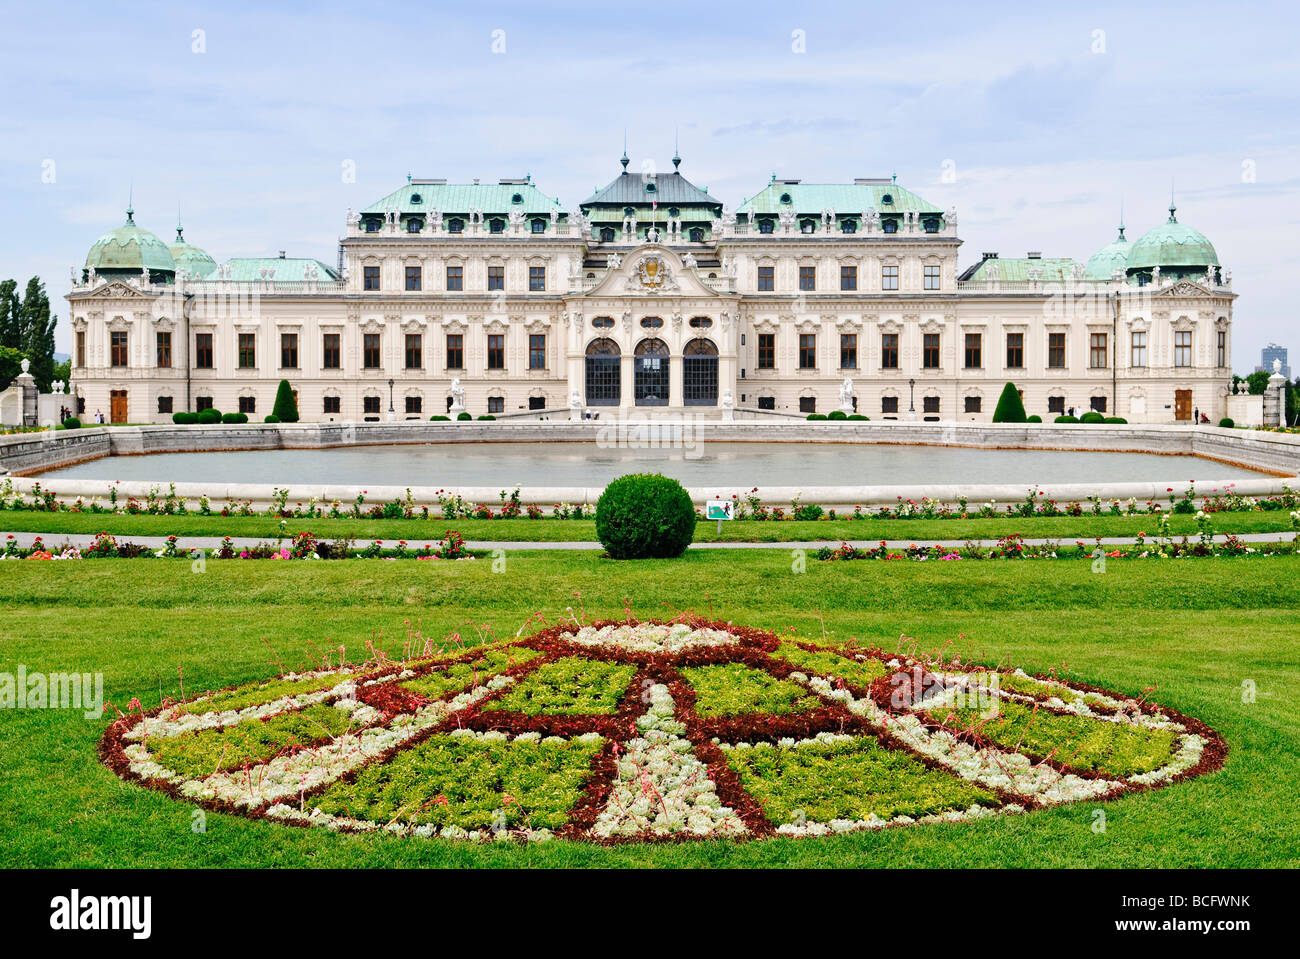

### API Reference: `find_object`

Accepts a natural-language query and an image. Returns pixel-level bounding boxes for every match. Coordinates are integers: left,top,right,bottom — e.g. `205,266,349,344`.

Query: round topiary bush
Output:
806,413,827,420
1054,414,1079,424
848,413,869,420
61,417,81,429
196,408,222,424
1080,411,1105,424
1026,414,1042,423
827,410,848,420
595,473,696,559
1103,416,1127,424
477,414,496,421
171,411,196,425
1219,417,1235,428
264,414,280,424
457,412,472,421
221,412,248,424
430,414,450,421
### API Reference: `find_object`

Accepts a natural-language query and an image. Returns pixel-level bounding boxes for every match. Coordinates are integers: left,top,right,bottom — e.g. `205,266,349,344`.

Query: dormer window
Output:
841,219,857,234
881,193,893,205
779,192,792,204
364,219,380,233
531,219,546,233
923,217,940,234
645,183,657,194
447,218,464,234
669,207,680,217
409,193,423,204
490,219,505,234
689,227,704,242
758,218,775,234
599,227,615,242
623,206,635,217
800,219,816,233
511,193,523,204
406,218,421,233
881,218,898,234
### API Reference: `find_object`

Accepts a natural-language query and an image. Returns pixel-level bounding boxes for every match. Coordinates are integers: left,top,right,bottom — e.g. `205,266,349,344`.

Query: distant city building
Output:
1258,343,1289,379
66,160,1236,425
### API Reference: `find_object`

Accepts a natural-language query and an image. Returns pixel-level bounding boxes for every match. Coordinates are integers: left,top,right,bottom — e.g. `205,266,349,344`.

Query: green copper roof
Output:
737,181,943,217
1083,225,1130,280
361,180,562,217
961,257,1081,283
1126,205,1218,271
85,209,176,273
212,257,339,282
168,226,217,279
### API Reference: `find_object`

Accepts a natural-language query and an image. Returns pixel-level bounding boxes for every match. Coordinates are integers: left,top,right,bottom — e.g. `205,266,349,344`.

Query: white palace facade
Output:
67,155,1237,425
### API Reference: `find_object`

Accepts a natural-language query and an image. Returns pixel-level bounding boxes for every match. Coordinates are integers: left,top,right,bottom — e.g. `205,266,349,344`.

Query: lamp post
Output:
387,378,395,421
908,378,915,412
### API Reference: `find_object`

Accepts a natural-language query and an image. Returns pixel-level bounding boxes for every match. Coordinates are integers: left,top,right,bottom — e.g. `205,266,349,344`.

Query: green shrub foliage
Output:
272,379,299,423
992,383,1027,423
595,473,696,559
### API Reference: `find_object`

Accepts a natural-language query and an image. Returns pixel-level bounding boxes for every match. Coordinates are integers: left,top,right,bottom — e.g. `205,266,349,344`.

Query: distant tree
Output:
0,280,19,389
51,358,71,385
271,379,299,423
1245,370,1271,395
991,382,1027,423
19,278,56,391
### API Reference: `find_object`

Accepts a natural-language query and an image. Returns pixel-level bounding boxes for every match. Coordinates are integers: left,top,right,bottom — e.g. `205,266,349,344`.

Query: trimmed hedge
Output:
1080,411,1105,424
172,412,198,425
271,379,299,423
430,415,450,421
1103,416,1128,424
847,414,869,420
827,410,848,420
221,412,249,424
806,413,827,420
992,382,1027,423
61,417,81,429
1054,415,1079,424
1026,414,1042,423
196,408,222,424
1219,417,1235,428
477,414,496,421
457,412,472,421
264,414,280,424
595,473,696,559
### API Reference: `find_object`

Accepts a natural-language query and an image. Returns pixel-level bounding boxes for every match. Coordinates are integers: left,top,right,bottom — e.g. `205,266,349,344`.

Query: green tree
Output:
991,382,1027,423
19,278,56,391
271,379,299,422
1245,370,1270,395
0,280,19,389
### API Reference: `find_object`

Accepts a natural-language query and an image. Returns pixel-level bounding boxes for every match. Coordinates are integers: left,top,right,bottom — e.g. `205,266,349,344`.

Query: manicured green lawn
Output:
1,509,1292,542
1,554,1297,867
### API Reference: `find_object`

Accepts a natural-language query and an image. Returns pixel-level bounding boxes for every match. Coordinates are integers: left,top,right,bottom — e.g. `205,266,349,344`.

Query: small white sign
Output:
706,499,733,521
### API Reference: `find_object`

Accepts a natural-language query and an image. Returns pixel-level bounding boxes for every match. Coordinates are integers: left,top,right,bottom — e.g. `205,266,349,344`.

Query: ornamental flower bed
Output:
100,618,1225,843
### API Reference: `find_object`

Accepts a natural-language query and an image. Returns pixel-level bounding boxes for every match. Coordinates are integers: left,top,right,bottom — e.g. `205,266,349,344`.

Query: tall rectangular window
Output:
840,265,857,290
363,396,380,415
964,332,981,369
446,334,463,369
323,396,341,414
923,264,940,290
881,396,899,414
405,395,422,414
881,264,899,290
528,266,546,291
1006,332,1024,368
964,396,981,413
76,330,86,367
1048,396,1065,414
1131,331,1147,367
405,333,422,369
798,333,816,369
923,333,941,369
757,333,775,369
110,331,128,367
157,395,173,414
404,265,422,291
195,332,213,369
529,333,546,370
488,396,504,414
1174,330,1192,367
363,333,381,369
238,395,256,414
799,266,815,291
839,334,857,369
238,333,256,369
363,265,380,291
156,331,172,368
1217,330,1227,368
322,333,340,369
1048,332,1066,369
757,266,774,291
881,333,899,369
488,265,505,291
280,332,298,368
923,396,940,414
487,334,505,370
1090,332,1108,369
446,265,463,291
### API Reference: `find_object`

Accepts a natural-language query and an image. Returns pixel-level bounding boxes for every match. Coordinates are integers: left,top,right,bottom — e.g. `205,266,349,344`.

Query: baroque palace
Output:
67,153,1236,424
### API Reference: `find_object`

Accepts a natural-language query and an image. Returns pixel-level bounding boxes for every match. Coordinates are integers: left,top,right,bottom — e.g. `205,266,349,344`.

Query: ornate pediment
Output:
75,280,155,301
1155,280,1211,299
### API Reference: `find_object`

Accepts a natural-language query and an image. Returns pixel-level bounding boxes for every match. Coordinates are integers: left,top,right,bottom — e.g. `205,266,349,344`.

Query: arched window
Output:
600,227,615,242
531,219,546,233
683,338,718,406
758,218,775,234
409,193,423,204
689,227,704,243
645,183,657,194
881,218,898,234
489,218,505,234
841,219,857,234
446,218,464,234
923,217,940,234
364,219,381,233
634,338,669,406
640,316,664,330
511,193,523,204
406,218,422,233
800,219,816,234
779,192,792,204
585,338,620,406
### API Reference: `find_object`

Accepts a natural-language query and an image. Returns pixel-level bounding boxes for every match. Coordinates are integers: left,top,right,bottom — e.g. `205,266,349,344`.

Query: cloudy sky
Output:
2,0,1296,365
